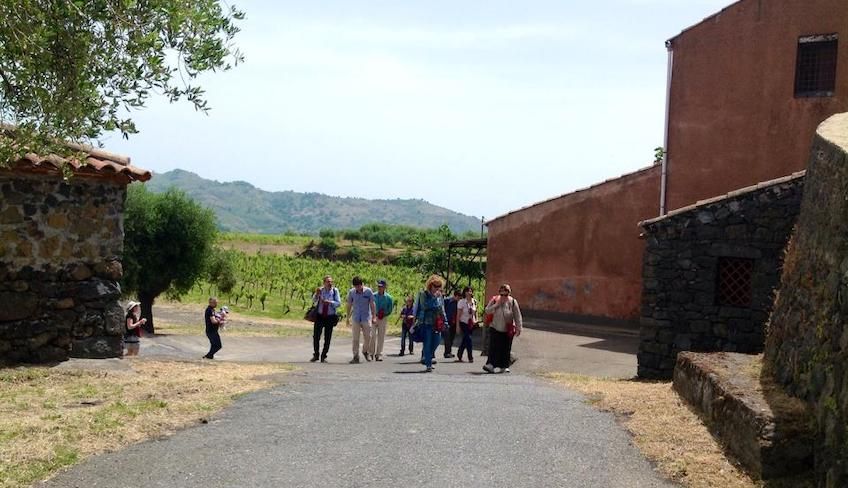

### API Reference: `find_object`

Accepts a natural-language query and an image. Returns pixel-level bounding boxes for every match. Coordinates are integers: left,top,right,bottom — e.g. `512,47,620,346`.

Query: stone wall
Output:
765,113,848,486
638,173,804,379
0,173,126,362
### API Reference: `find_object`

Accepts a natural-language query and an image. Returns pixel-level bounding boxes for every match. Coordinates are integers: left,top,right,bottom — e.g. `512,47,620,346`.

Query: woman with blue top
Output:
312,275,341,363
414,275,449,372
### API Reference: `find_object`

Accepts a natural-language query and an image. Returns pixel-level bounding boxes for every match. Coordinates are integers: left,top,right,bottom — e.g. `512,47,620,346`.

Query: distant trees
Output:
122,186,218,333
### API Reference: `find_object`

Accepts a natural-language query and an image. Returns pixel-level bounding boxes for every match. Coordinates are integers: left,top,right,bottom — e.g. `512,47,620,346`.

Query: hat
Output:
125,301,140,313
377,279,387,287
221,306,230,313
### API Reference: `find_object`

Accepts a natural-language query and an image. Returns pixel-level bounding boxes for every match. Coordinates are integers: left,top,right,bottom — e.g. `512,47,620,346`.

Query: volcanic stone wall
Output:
765,113,848,487
0,173,126,362
638,173,804,379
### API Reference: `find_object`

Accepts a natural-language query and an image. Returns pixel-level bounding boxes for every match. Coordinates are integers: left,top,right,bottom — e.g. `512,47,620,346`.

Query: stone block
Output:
70,336,122,359
673,352,813,481
0,292,39,322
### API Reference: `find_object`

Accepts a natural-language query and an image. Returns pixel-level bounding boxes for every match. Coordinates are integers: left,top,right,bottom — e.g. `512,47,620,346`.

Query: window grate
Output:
795,35,838,97
717,258,754,307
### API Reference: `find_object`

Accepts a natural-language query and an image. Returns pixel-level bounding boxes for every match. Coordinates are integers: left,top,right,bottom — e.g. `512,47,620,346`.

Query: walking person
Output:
483,284,522,373
346,276,376,363
443,289,462,358
370,279,394,361
456,287,477,363
203,297,223,359
396,295,415,356
123,301,146,357
312,275,341,363
415,275,448,372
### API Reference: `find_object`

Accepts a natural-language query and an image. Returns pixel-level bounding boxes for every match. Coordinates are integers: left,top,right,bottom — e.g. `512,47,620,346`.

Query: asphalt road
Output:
39,366,672,488
40,308,673,487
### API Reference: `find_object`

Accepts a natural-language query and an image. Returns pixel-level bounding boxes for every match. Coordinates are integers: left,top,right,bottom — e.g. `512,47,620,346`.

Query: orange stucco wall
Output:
486,167,660,324
666,0,848,211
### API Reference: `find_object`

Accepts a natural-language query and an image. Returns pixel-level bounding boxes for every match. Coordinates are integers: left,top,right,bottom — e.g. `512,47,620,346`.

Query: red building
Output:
486,0,848,326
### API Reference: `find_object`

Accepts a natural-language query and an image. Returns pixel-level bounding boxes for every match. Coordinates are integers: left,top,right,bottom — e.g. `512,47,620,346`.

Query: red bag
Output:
377,310,385,320
434,315,445,333
506,321,517,337
483,295,497,325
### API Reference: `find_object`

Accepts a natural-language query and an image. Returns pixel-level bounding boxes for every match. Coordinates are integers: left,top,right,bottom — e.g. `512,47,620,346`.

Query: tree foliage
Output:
122,185,218,332
0,0,244,166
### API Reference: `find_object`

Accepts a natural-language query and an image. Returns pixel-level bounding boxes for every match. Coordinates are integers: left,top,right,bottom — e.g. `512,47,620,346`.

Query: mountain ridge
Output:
144,169,481,234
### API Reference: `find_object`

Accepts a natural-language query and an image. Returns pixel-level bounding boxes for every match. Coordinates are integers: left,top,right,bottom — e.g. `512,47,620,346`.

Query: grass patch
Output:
0,359,291,488
545,373,760,488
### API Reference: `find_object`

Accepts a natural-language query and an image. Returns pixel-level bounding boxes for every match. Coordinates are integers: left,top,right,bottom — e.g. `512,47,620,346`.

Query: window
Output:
716,258,754,307
795,34,838,97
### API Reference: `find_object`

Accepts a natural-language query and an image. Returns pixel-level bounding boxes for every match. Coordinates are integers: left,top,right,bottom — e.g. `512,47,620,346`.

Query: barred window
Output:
716,258,754,307
795,34,838,98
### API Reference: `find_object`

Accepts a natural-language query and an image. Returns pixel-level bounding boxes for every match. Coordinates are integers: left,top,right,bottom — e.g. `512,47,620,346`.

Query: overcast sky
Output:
103,0,732,222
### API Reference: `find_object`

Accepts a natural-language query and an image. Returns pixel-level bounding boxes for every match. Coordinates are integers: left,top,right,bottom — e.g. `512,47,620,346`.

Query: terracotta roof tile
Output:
7,144,151,183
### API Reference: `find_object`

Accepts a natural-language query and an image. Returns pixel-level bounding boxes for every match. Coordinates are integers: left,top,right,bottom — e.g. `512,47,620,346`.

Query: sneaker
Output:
375,355,383,362
320,357,327,363
469,357,474,363
310,355,319,362
426,367,433,372
456,358,464,363
494,367,504,374
504,367,511,373
399,351,405,357
444,353,455,359
350,356,360,364
483,364,494,373
364,353,372,362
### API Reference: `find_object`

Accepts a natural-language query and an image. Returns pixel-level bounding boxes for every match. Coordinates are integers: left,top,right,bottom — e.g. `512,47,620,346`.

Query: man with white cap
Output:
203,297,223,359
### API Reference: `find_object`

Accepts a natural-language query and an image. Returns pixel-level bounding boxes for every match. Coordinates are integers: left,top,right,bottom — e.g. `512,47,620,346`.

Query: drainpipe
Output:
660,40,674,216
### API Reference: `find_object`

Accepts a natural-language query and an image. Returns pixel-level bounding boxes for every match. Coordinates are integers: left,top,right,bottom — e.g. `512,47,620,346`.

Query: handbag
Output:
434,314,445,333
506,320,517,338
304,305,318,322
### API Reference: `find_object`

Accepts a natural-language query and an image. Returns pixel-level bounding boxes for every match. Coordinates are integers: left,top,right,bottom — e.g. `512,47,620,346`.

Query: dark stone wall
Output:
765,113,848,487
0,173,127,362
638,173,804,379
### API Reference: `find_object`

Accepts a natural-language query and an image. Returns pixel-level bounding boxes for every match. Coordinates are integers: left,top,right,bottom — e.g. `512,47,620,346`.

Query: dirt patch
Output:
545,373,760,488
0,359,291,488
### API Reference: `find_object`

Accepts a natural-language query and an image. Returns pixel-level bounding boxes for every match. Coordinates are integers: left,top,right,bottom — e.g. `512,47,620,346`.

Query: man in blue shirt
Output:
346,276,376,363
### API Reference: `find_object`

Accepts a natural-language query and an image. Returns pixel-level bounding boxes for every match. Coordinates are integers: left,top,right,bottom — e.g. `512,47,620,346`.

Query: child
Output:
214,306,230,331
396,296,415,356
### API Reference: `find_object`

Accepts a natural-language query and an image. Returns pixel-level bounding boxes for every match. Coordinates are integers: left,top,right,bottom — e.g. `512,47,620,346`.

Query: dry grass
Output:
0,359,292,488
546,373,760,488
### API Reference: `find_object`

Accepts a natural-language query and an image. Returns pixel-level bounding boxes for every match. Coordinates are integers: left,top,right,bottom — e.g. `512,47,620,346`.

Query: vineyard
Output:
182,250,486,324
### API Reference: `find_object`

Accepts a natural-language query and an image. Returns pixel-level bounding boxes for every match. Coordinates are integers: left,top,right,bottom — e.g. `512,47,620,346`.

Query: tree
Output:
0,1,244,166
122,185,218,333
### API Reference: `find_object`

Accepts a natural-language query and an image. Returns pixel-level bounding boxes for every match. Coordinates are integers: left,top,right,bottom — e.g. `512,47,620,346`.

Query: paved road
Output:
41,367,672,488
41,321,673,487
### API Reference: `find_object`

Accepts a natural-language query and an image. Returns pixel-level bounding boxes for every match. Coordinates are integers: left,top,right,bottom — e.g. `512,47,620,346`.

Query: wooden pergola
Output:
444,237,487,291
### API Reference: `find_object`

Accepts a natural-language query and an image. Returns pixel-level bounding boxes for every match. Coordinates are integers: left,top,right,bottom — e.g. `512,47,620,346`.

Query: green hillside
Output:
144,169,481,234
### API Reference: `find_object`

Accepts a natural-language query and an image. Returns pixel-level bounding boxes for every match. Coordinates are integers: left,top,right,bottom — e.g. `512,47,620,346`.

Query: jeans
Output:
400,327,414,353
443,322,457,356
421,325,441,368
313,314,338,358
205,327,222,359
457,322,474,359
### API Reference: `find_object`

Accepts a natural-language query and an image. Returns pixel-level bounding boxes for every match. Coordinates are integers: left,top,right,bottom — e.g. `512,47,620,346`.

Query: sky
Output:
102,0,733,222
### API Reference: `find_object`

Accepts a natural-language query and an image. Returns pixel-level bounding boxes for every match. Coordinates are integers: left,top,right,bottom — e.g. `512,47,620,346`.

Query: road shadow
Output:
578,338,639,355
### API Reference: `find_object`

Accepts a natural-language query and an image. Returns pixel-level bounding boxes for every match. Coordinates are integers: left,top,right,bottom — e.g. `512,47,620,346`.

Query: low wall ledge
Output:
818,112,848,150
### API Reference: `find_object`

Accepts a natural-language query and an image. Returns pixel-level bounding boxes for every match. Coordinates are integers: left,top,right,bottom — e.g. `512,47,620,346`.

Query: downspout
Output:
660,40,674,216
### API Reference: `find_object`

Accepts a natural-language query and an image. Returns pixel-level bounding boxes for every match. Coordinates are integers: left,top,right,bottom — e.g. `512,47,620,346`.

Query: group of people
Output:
310,274,523,374
122,275,523,375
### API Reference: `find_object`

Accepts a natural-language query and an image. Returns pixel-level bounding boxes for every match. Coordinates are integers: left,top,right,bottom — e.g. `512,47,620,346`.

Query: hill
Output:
144,169,481,234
